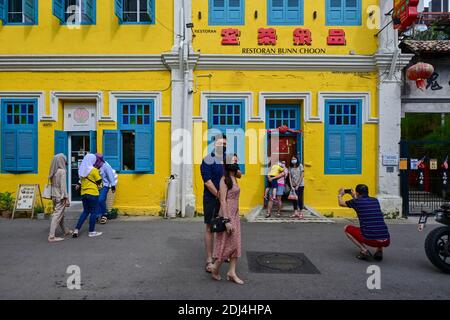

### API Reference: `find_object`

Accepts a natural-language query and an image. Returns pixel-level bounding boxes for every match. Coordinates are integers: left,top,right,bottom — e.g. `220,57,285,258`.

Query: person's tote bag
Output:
43,181,52,200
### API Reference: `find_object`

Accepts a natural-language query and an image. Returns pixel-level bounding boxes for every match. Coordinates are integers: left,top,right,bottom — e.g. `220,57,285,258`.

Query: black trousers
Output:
292,186,304,211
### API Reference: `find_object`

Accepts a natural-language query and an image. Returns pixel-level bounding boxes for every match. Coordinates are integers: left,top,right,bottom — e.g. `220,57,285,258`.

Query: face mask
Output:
292,160,298,165
215,145,226,156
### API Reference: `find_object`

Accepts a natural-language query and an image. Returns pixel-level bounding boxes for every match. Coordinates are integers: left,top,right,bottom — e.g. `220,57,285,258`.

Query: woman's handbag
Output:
43,180,52,200
210,216,231,233
288,188,298,201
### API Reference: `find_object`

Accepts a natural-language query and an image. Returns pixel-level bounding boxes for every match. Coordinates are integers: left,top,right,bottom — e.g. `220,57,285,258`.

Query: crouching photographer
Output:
338,184,390,261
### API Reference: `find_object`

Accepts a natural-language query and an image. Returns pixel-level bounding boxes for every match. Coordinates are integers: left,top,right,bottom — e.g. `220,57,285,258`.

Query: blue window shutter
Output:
16,130,37,172
286,0,302,24
114,0,123,22
82,0,95,24
326,0,343,25
227,0,243,25
2,130,17,172
0,0,5,22
90,130,97,154
53,0,65,22
147,0,154,22
54,131,68,158
343,0,360,25
326,132,342,172
268,0,284,25
134,128,153,173
23,0,37,24
343,132,360,172
209,0,226,25
103,130,120,171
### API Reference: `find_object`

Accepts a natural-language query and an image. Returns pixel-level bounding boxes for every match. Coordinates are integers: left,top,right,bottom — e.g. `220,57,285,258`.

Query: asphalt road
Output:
0,217,449,300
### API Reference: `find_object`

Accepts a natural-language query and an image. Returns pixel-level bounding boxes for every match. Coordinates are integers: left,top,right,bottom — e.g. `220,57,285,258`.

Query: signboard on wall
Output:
382,154,399,166
64,102,97,132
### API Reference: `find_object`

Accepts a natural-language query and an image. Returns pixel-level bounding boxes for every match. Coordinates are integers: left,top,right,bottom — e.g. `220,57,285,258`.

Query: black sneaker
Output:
356,250,372,261
373,251,383,261
72,231,79,238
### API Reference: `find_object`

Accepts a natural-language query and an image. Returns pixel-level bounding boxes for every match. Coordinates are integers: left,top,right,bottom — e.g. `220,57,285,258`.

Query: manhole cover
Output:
256,253,303,271
247,251,320,274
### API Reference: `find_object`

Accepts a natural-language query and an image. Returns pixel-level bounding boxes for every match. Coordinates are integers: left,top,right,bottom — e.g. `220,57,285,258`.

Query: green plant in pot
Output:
35,204,45,219
0,192,15,218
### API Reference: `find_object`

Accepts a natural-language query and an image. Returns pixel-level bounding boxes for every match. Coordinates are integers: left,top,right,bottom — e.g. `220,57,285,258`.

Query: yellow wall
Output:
192,0,379,55
193,70,379,217
0,0,174,54
0,71,172,214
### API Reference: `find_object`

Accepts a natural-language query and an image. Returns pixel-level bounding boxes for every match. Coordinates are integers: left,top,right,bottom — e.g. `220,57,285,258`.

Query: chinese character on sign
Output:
426,72,443,91
258,28,277,45
293,28,312,46
327,29,346,45
221,28,241,45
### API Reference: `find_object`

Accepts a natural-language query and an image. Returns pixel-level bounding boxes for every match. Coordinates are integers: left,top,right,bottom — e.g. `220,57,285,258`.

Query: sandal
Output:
48,236,64,243
205,261,213,273
265,213,271,218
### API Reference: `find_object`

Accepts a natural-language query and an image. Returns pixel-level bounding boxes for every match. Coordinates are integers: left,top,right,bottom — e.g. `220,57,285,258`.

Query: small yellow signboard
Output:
430,159,438,170
399,158,408,170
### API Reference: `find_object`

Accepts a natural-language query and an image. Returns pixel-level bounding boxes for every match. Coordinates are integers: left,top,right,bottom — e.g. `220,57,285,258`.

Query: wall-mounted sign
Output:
241,47,327,55
399,158,408,170
382,154,399,166
410,159,419,170
430,159,438,170
219,27,346,48
393,0,419,31
64,102,96,132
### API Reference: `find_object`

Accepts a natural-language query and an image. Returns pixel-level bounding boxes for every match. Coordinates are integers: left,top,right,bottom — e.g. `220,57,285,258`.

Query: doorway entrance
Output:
266,104,302,164
69,133,91,202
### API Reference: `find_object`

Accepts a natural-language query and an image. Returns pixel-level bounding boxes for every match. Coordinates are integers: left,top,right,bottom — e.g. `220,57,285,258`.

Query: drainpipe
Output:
180,0,189,218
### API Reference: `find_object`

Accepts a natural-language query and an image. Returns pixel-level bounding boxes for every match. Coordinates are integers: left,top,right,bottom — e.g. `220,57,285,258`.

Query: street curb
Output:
244,205,263,222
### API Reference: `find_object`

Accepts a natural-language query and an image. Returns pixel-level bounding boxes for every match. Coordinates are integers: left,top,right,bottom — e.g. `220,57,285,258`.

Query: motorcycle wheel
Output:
425,226,450,274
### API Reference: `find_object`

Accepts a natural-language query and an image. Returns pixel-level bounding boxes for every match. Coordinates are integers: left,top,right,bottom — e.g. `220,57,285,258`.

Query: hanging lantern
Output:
406,62,434,90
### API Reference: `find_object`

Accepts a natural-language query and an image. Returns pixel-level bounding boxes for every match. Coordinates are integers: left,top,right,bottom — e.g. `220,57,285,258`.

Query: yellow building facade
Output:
0,1,412,217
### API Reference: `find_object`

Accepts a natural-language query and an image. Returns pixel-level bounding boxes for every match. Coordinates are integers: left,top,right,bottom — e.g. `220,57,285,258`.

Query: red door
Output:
268,135,297,165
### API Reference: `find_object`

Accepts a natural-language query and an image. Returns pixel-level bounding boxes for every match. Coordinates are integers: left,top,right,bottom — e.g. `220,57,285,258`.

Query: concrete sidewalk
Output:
0,217,449,300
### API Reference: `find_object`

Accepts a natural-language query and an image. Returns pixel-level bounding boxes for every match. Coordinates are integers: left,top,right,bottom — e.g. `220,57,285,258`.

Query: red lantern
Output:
406,62,434,90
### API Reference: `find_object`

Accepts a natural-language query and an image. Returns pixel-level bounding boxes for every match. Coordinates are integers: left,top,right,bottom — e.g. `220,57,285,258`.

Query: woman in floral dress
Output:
211,162,244,285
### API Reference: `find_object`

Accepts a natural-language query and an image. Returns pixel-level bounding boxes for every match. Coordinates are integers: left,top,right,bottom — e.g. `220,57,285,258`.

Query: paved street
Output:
0,216,449,300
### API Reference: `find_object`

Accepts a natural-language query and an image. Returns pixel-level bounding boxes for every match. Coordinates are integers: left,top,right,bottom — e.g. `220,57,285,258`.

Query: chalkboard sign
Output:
12,184,43,220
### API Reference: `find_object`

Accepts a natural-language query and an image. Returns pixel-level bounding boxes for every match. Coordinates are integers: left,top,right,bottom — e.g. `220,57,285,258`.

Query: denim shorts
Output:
276,185,285,196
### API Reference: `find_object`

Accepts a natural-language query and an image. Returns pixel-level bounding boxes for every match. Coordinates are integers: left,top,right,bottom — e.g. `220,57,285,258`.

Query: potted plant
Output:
35,205,45,220
0,192,15,219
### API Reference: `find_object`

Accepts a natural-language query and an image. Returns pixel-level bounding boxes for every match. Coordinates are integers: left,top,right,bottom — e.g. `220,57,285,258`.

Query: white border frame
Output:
109,91,168,122
50,91,104,122
318,92,378,124
199,92,255,122
259,92,316,123
0,91,47,121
